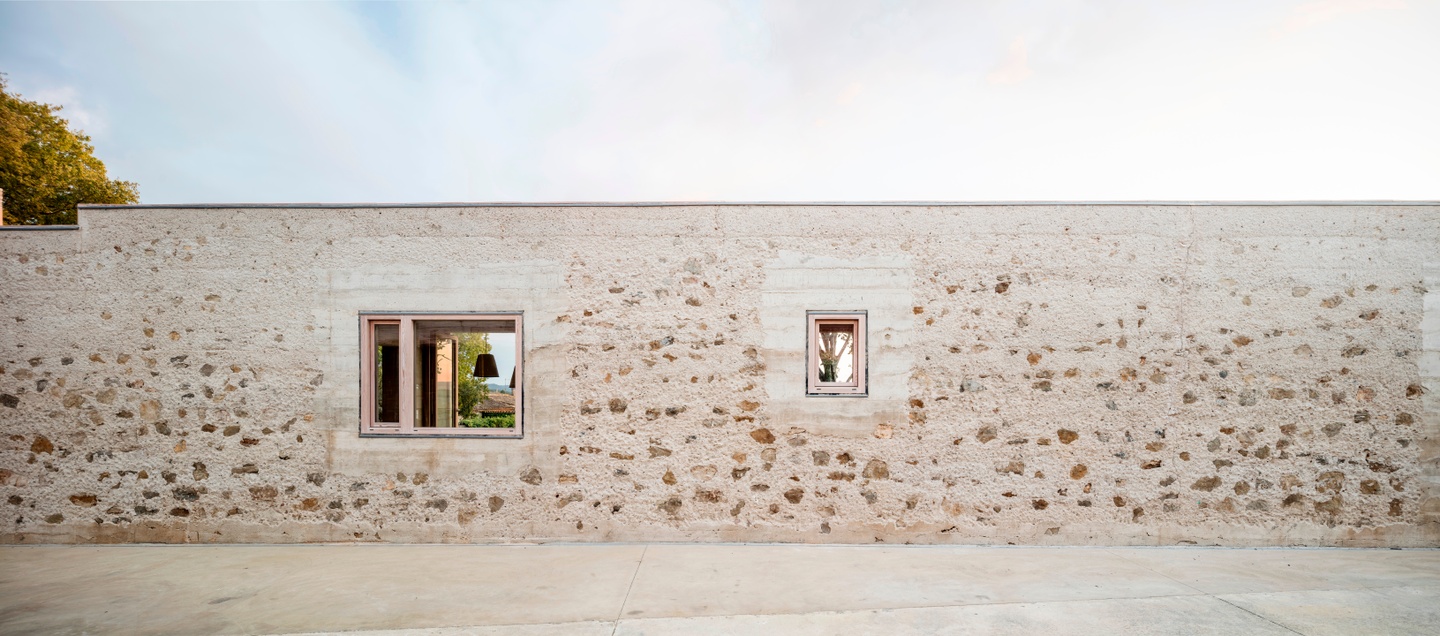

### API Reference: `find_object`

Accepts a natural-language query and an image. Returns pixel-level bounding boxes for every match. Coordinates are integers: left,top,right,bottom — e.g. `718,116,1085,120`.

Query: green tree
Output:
1,76,138,225
455,332,491,421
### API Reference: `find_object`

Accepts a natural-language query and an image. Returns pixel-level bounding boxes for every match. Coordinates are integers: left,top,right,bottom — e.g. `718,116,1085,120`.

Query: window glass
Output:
373,323,400,424
412,320,517,429
816,322,856,384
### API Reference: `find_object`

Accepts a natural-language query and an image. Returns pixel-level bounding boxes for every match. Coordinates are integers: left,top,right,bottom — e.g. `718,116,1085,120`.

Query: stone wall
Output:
1,203,1436,546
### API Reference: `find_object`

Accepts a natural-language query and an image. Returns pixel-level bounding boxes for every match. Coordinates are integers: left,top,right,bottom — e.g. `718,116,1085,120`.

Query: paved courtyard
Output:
1,543,1437,635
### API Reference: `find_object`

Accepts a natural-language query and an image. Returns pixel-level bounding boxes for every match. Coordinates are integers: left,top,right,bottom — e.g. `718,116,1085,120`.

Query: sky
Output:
1,0,1437,203
486,331,517,393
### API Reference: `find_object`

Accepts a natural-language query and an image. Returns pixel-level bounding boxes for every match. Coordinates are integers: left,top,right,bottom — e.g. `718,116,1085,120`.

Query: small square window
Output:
807,311,866,396
361,313,523,437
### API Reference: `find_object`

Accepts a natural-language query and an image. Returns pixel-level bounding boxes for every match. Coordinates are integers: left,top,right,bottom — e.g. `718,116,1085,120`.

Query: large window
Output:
361,313,522,437
806,311,867,396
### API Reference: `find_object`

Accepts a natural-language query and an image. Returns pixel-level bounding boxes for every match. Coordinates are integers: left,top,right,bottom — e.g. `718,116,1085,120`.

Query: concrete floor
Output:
1,544,1437,635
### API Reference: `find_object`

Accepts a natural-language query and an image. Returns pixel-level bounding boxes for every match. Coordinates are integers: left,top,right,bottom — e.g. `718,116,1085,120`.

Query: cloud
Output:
987,36,1033,85
0,0,1436,202
28,86,106,136
1276,0,1407,35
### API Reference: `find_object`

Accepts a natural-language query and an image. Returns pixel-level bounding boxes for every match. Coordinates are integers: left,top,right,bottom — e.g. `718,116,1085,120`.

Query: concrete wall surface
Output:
0,203,1436,546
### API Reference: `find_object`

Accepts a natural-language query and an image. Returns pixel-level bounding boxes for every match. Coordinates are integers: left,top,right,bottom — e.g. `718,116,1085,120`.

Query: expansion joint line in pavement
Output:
1101,548,1306,636
612,544,649,636
1210,596,1307,635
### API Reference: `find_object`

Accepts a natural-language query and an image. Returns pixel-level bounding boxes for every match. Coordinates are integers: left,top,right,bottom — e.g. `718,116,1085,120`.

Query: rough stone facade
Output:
1,203,1436,546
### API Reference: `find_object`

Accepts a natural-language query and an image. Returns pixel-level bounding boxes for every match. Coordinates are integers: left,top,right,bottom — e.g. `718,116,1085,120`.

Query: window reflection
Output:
373,323,400,423
413,320,516,429
817,322,855,384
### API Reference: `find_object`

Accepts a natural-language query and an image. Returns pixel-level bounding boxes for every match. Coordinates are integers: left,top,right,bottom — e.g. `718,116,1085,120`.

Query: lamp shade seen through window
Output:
472,353,499,379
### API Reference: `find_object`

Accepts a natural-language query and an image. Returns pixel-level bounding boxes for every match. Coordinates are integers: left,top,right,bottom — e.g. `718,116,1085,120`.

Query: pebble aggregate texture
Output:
0,203,1437,547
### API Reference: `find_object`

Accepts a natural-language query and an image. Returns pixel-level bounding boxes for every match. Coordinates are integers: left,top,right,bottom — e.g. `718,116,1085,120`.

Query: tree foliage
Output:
455,332,491,420
1,76,138,225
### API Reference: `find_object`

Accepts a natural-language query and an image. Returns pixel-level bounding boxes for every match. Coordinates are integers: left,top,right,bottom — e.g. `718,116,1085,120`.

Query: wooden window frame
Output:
359,312,524,438
806,311,867,397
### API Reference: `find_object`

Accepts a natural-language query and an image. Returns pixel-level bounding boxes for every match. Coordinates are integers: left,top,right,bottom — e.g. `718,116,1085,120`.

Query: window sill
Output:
359,430,524,439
